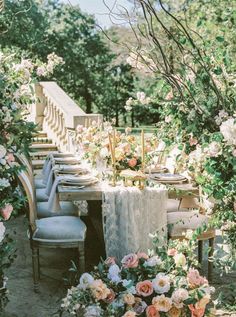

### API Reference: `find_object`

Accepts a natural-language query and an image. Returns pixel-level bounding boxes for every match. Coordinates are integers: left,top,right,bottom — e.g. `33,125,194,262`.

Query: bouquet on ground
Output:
62,239,215,317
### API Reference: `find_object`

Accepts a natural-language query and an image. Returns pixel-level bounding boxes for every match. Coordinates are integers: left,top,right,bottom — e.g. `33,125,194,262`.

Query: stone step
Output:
32,159,45,170
33,131,47,138
32,137,52,144
30,143,58,151
30,150,59,159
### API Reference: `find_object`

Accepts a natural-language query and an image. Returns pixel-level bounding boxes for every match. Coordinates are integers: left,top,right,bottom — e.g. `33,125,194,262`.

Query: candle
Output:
108,133,115,165
141,129,145,170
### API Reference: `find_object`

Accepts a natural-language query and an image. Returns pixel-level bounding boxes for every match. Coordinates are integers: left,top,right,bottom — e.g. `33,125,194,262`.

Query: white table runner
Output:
102,185,168,261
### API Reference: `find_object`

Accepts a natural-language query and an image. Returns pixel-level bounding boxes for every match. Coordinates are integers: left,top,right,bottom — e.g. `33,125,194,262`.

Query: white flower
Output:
125,105,132,111
100,147,109,159
171,288,189,308
84,305,102,317
207,141,222,157
108,264,121,283
36,65,47,77
0,178,10,188
220,118,236,146
79,273,94,289
144,256,162,267
0,145,6,159
126,97,134,107
0,222,6,242
174,253,186,267
152,273,170,294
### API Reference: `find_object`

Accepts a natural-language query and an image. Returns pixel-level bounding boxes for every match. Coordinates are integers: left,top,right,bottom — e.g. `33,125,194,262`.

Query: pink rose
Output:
1,204,13,220
105,257,116,266
167,248,177,256
121,253,139,268
128,158,137,168
187,269,208,288
188,304,205,317
146,305,160,317
232,148,236,157
137,252,149,260
189,137,198,146
6,153,15,164
136,280,153,297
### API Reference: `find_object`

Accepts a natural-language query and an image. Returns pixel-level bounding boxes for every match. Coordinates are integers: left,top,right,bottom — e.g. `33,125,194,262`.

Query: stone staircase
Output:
30,130,59,172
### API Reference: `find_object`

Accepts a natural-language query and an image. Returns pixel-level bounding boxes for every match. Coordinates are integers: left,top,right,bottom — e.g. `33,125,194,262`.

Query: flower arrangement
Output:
62,239,215,317
76,122,158,172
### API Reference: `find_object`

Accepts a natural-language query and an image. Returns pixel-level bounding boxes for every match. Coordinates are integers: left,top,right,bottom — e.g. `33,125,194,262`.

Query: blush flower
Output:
128,158,138,168
6,153,15,164
122,253,139,268
136,280,153,297
90,279,110,301
123,293,135,306
167,248,177,256
152,273,170,294
146,305,160,317
1,204,13,220
187,269,208,288
137,252,149,260
152,294,172,312
188,304,205,317
171,288,189,308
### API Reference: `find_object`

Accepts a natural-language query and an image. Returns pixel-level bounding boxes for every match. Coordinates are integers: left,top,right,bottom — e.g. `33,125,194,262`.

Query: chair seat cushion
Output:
36,188,49,202
37,201,78,218
34,178,46,189
33,216,86,243
167,211,209,237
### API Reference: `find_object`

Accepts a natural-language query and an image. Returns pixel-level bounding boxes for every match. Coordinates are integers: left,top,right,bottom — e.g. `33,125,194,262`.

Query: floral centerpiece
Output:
62,239,215,317
76,122,159,172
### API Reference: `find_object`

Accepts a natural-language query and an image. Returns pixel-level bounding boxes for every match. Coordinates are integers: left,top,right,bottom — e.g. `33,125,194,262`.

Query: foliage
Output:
61,238,215,317
0,48,62,311
0,0,136,121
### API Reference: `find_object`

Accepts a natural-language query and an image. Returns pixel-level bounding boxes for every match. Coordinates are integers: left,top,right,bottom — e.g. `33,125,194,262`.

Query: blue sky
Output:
62,0,133,28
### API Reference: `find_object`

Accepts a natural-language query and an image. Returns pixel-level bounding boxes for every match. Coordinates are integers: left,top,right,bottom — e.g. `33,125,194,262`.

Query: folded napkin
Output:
47,175,98,212
54,157,80,165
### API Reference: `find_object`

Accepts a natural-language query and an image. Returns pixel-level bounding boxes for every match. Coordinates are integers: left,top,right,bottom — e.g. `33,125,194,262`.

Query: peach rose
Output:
167,307,181,317
137,252,149,260
123,293,135,306
188,304,205,317
1,204,13,220
128,158,137,168
152,294,172,312
6,153,15,164
136,280,153,297
195,294,211,309
90,279,110,300
167,248,177,256
187,269,208,288
122,311,136,317
121,253,139,268
146,305,160,317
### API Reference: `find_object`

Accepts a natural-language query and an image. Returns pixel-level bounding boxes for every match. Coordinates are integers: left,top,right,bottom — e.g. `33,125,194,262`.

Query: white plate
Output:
150,173,187,181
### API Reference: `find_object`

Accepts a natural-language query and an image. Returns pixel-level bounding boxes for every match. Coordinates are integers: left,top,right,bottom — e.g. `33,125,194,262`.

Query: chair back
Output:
15,153,34,182
17,169,37,232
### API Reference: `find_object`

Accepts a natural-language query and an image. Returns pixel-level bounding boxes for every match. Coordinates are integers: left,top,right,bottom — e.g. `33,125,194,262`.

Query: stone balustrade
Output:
32,81,102,152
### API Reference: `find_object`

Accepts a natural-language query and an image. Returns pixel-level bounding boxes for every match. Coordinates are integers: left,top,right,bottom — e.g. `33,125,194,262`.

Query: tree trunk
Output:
85,91,92,113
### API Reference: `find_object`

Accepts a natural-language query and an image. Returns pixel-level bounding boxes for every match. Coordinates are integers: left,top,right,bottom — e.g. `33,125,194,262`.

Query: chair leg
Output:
37,249,41,279
78,241,85,275
208,238,214,282
198,240,203,264
31,246,40,293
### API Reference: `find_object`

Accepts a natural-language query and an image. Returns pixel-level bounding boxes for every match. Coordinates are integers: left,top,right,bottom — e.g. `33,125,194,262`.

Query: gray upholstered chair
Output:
17,170,87,292
168,207,215,281
16,155,80,218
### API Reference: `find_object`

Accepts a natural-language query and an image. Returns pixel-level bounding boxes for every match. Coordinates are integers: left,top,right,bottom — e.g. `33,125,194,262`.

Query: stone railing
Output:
32,82,102,152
